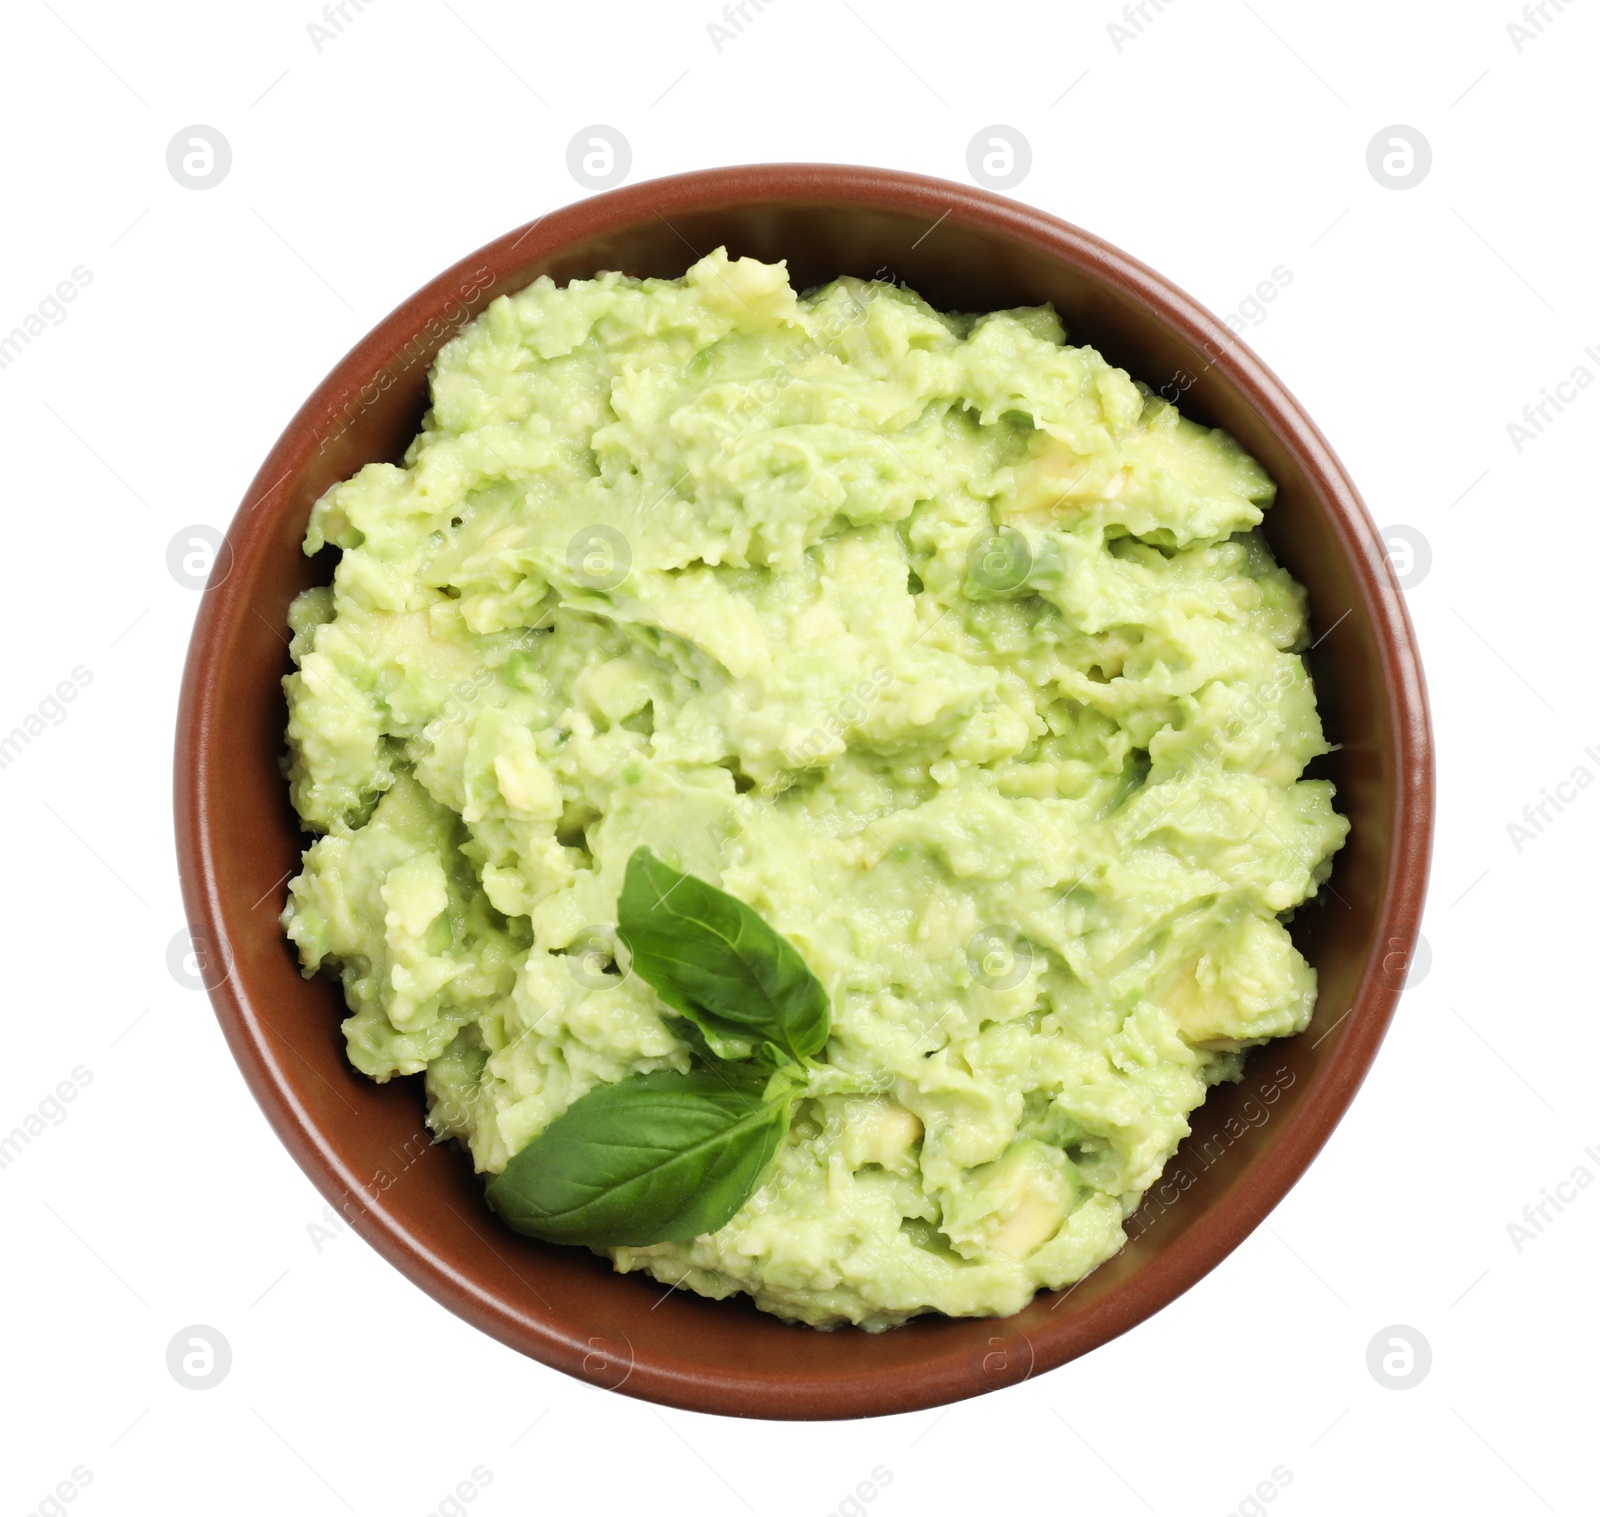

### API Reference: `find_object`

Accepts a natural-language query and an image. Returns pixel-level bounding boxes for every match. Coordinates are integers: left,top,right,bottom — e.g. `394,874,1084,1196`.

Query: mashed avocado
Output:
281,250,1347,1329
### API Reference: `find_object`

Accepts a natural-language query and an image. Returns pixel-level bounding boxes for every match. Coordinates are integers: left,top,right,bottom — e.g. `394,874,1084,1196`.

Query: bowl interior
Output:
178,166,1429,1419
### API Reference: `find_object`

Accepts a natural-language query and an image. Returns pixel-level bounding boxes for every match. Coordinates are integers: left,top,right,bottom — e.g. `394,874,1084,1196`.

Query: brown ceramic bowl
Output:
175,164,1432,1419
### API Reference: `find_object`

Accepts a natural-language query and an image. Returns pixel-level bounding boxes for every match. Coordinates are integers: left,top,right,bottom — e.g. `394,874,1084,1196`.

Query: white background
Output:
2,1,1591,1512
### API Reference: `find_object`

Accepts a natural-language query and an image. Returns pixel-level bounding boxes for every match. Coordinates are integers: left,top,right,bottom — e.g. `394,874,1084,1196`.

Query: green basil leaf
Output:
660,1012,755,1065
616,847,830,1062
485,1068,792,1247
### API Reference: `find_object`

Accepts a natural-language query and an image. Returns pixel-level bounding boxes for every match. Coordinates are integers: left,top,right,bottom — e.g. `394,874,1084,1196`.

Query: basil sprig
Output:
485,851,831,1249
616,847,830,1065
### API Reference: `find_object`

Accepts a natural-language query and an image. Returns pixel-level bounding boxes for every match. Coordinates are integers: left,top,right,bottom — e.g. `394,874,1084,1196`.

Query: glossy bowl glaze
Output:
174,164,1432,1419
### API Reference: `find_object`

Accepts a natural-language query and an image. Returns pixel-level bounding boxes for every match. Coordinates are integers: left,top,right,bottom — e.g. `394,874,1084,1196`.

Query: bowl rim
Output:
175,162,1433,1419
